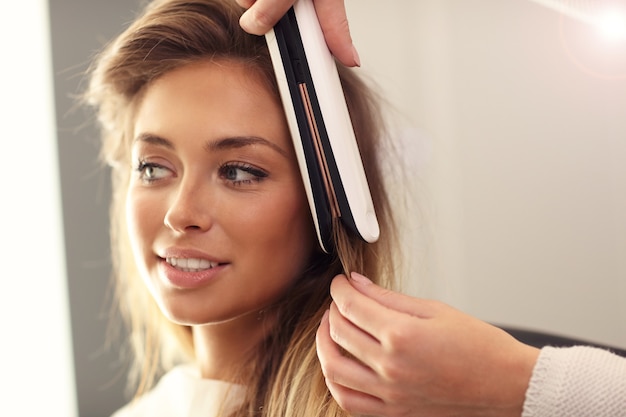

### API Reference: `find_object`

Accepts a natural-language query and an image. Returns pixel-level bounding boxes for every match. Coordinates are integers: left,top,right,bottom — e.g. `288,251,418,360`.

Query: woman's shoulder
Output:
111,364,246,417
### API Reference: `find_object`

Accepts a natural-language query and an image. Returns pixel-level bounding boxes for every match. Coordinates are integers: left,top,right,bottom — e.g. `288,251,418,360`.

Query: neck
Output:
191,308,277,383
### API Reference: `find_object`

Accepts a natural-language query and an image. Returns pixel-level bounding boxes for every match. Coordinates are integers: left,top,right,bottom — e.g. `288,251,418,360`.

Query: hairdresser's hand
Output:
316,273,540,417
236,0,360,67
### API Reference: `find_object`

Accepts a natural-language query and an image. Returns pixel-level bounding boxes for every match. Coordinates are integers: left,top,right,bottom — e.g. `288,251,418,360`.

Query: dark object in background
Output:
498,325,626,358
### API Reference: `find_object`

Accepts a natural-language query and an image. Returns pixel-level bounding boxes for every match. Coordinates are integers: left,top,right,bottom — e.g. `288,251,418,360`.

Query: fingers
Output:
330,274,415,341
316,310,388,415
349,272,441,319
239,0,294,35
328,301,384,371
237,0,359,67
316,310,377,389
320,277,439,416
312,0,360,66
325,378,388,417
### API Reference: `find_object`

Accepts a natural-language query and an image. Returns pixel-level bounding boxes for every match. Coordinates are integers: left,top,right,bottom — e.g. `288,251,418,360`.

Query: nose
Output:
163,178,214,233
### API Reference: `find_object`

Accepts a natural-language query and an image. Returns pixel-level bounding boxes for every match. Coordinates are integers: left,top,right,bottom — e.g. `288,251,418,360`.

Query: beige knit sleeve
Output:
522,346,626,417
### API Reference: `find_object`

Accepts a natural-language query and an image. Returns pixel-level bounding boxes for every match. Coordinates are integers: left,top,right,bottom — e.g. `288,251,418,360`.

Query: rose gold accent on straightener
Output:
298,82,341,218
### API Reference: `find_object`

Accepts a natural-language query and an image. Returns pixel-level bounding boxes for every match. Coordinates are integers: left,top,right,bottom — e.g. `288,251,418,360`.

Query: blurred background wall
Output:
42,0,626,415
345,0,626,350
48,1,137,415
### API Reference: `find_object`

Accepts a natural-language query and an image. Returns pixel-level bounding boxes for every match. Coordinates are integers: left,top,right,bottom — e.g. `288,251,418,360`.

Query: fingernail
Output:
350,272,371,285
239,13,261,35
352,44,361,67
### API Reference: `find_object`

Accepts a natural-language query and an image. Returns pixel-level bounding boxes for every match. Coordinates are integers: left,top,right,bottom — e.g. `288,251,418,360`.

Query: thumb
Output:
238,0,293,35
349,272,437,319
313,0,360,67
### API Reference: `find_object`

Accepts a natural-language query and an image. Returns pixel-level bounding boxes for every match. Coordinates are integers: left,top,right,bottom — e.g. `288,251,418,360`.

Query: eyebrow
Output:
133,133,289,158
205,136,289,158
132,134,172,154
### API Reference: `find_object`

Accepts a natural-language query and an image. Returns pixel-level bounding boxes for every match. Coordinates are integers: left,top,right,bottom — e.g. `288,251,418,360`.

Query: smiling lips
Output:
160,256,227,289
166,257,220,272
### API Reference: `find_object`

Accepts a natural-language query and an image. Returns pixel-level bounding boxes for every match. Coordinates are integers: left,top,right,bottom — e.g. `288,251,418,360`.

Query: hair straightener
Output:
265,0,380,253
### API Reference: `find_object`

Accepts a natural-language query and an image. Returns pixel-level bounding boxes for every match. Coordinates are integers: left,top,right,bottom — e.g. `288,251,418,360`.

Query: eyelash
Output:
135,160,170,183
134,159,268,187
218,162,268,186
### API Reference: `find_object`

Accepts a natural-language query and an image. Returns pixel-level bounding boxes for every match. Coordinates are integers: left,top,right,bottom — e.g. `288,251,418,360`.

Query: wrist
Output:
494,343,541,417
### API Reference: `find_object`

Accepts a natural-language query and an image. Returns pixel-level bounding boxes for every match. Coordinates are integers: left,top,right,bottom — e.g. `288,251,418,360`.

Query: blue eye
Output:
219,162,267,186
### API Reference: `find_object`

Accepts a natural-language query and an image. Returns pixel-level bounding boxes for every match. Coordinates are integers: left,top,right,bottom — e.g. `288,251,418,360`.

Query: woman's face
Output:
127,60,314,326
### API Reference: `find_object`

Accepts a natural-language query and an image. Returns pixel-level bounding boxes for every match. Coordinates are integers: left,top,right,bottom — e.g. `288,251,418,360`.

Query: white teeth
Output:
166,257,218,272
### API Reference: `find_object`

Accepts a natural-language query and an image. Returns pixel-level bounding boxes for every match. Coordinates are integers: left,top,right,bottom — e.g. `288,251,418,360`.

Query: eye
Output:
135,160,171,183
218,162,268,186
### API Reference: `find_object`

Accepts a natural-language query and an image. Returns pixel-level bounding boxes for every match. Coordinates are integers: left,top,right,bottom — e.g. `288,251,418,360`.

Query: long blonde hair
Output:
84,0,399,415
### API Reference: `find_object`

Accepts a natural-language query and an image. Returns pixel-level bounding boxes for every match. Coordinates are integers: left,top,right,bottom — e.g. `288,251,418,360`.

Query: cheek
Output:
125,188,160,253
252,189,315,266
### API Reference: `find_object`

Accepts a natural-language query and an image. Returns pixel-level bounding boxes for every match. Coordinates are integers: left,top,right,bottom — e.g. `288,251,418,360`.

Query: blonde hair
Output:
84,0,399,415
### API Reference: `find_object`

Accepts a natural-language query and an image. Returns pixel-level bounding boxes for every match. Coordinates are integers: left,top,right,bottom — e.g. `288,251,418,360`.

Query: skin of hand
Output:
316,273,541,417
235,0,360,67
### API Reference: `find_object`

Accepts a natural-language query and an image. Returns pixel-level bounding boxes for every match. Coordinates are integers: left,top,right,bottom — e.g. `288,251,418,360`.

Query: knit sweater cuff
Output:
522,345,626,417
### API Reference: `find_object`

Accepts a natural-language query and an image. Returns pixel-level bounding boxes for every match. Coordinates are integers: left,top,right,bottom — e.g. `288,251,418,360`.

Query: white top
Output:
113,346,626,417
523,346,626,417
111,365,245,417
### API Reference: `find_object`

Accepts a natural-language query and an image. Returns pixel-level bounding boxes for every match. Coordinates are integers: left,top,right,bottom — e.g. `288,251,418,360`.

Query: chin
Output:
157,300,258,327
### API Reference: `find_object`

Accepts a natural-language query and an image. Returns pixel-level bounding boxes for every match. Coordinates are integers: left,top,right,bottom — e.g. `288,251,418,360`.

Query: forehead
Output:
133,59,289,148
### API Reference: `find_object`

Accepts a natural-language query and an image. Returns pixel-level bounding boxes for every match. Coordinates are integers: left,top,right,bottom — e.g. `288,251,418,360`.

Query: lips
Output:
157,248,228,289
158,257,228,289
166,257,219,272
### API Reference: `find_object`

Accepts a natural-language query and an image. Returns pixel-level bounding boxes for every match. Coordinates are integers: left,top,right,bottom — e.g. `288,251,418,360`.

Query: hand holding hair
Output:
316,273,540,417
236,0,361,67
